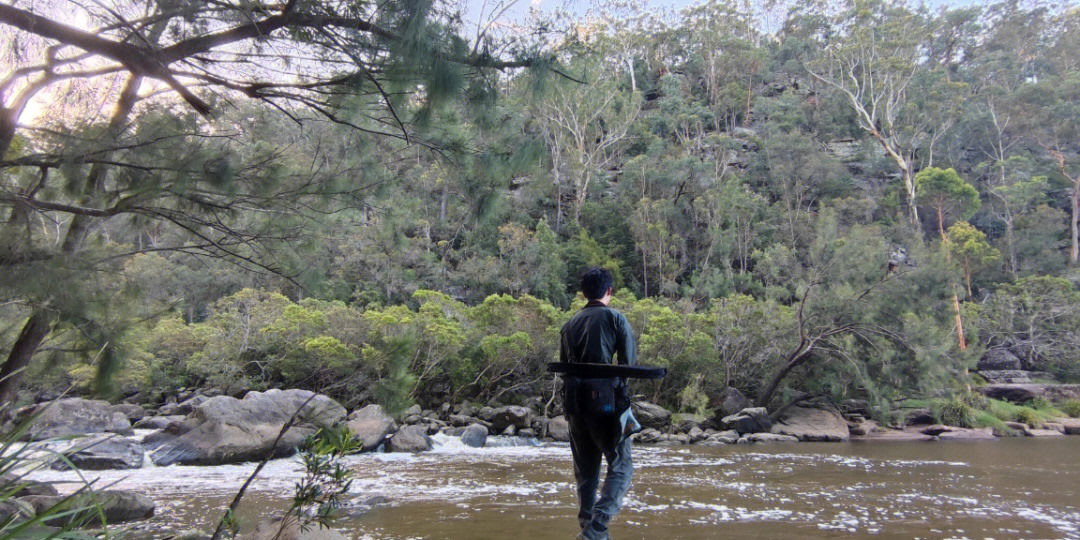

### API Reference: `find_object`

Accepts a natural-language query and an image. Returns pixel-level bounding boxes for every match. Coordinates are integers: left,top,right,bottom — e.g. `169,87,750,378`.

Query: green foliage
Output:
915,167,980,231
931,396,977,428
1060,399,1080,418
290,426,362,528
973,411,1018,437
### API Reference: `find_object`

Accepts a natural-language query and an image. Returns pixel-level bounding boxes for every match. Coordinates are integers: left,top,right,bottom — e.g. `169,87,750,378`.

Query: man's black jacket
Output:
560,300,637,367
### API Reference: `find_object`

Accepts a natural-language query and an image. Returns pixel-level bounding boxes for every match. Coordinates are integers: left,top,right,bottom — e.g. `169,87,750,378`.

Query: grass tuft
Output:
931,396,977,428
1061,399,1080,418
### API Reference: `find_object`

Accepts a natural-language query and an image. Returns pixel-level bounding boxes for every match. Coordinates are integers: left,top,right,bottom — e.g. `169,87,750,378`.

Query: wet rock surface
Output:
144,389,346,466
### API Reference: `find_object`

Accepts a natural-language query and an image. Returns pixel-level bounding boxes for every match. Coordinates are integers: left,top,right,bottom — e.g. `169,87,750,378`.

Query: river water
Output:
26,434,1080,540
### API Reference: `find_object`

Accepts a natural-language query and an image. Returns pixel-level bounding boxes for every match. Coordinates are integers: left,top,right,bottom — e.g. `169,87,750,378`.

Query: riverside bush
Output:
932,397,977,428
1061,399,1080,418
974,411,1018,437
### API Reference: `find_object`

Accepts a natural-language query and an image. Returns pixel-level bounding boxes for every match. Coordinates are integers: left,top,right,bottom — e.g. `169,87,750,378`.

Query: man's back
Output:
560,301,636,367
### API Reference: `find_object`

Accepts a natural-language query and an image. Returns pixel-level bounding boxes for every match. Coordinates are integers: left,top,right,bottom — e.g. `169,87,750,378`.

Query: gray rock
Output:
145,389,346,466
478,407,496,422
491,406,532,431
460,424,488,448
519,428,536,438
770,405,850,442
721,407,771,434
52,433,144,470
548,417,570,442
976,383,1080,403
27,490,155,526
1028,428,1065,437
159,395,208,417
1060,420,1080,435
20,398,132,441
109,403,147,422
688,426,705,443
135,415,187,430
712,430,739,444
632,402,671,429
387,425,432,452
715,387,751,418
748,433,799,443
936,427,997,441
501,425,516,436
634,428,662,443
448,414,474,427
978,370,1033,384
402,404,422,418
903,408,935,426
0,476,57,497
345,404,395,452
978,349,1023,371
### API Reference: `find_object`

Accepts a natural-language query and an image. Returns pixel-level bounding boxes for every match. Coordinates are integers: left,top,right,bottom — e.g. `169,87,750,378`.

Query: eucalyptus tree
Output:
806,0,968,226
0,0,553,407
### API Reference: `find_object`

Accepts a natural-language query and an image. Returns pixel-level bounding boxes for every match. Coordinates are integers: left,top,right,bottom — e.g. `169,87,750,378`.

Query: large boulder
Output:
239,516,348,540
459,424,488,448
632,402,671,429
144,389,346,466
978,370,1033,384
770,405,850,442
548,417,570,442
721,407,771,435
387,425,432,452
491,406,532,431
714,387,751,418
978,349,1023,371
52,433,144,470
21,398,132,441
345,405,395,452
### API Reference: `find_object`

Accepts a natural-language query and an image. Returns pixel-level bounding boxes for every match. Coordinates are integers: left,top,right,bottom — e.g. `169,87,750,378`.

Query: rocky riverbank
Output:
4,383,1079,534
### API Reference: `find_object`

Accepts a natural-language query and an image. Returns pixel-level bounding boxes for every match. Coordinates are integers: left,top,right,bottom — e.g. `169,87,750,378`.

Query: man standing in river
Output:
560,267,638,540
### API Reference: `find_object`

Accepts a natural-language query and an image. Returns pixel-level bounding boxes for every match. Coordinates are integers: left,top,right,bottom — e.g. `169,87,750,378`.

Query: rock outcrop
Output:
144,389,346,466
976,384,1080,404
770,405,850,442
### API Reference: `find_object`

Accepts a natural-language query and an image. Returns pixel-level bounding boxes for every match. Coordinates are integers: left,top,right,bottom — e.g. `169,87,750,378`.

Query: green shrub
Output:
957,391,989,410
974,411,1018,437
1027,396,1053,411
1014,407,1043,428
1061,399,1080,418
931,397,977,428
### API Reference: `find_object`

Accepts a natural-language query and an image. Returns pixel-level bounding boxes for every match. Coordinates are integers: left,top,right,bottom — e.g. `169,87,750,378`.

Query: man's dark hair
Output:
580,267,614,300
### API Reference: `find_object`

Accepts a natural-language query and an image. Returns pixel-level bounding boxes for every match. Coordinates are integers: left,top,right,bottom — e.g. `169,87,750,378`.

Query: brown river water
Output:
26,433,1080,540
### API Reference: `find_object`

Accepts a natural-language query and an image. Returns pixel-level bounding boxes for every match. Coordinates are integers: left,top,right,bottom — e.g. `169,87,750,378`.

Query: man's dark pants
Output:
568,413,633,539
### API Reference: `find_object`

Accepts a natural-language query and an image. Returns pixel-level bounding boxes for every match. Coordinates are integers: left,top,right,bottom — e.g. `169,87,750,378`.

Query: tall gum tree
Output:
806,0,967,226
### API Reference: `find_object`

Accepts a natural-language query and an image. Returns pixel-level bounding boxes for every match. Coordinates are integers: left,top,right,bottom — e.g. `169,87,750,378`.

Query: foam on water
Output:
16,435,1080,539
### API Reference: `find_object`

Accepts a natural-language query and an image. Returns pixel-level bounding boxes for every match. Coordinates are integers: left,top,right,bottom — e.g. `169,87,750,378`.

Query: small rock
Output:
748,433,798,443
1043,422,1065,434
1028,428,1064,437
688,426,705,443
135,415,187,430
387,425,432,452
548,417,570,442
345,404,395,452
109,403,147,422
501,425,517,437
936,427,996,440
460,424,488,448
